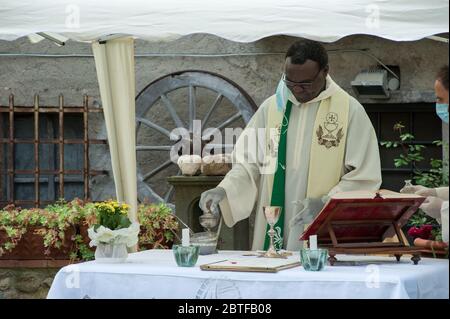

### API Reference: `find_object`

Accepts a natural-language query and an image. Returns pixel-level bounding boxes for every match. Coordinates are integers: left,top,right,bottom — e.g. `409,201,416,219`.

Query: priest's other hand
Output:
199,187,226,216
289,197,327,227
400,185,436,197
420,196,444,220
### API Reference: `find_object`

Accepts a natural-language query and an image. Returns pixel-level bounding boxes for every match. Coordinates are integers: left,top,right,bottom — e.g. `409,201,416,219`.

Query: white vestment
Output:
218,76,382,250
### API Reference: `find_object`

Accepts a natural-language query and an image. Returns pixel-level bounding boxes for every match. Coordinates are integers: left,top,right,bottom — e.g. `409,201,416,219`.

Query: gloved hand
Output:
199,187,226,217
420,196,444,220
400,185,437,197
289,196,329,228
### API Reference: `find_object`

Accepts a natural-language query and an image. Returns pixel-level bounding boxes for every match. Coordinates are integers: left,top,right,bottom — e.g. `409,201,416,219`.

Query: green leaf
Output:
415,145,426,151
400,133,414,141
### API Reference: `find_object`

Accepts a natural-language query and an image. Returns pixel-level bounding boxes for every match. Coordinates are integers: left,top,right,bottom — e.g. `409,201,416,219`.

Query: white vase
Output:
94,243,128,263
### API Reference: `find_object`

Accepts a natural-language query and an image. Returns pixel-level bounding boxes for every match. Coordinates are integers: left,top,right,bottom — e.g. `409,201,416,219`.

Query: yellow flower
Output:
120,204,129,215
106,204,115,213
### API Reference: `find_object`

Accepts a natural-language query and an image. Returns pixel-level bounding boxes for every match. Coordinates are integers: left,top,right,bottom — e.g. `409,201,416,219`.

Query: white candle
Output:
309,235,318,250
182,228,190,247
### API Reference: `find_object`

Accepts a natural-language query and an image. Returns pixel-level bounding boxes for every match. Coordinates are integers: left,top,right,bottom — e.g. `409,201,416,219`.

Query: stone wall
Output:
1,34,447,204
0,33,448,249
0,268,59,299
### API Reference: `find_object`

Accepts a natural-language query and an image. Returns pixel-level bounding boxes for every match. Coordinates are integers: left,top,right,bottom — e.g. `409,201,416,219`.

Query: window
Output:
0,95,106,208
365,103,443,191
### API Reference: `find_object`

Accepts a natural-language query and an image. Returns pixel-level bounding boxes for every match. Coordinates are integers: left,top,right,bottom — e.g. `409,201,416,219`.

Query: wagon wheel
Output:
135,70,257,205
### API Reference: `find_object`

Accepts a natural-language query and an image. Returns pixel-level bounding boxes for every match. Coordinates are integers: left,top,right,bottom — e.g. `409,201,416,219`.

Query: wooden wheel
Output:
135,70,257,206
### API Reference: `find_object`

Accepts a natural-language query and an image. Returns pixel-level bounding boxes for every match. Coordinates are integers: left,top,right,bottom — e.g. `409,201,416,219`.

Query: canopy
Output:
0,0,448,237
0,0,448,43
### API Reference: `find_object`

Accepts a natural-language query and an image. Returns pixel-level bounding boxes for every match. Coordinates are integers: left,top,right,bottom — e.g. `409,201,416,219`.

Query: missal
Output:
300,190,425,265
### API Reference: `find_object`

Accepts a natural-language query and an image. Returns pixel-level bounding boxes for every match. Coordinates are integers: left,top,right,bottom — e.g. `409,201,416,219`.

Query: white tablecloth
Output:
47,250,449,299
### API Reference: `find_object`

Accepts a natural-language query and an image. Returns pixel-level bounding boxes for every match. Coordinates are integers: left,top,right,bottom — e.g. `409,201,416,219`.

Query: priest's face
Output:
284,58,328,103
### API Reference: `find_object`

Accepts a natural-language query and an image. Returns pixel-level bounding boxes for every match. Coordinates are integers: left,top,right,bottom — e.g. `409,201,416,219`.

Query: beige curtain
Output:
92,37,138,223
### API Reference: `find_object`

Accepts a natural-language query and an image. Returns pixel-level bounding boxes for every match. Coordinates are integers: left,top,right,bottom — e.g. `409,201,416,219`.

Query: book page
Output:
201,256,300,271
331,190,377,199
378,189,423,198
331,189,423,199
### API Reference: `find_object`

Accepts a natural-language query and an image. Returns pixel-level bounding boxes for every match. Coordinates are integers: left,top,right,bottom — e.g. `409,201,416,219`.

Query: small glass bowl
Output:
172,244,200,267
300,248,328,271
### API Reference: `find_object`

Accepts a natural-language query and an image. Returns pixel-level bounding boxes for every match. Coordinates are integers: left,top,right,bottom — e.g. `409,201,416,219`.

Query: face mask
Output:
275,77,289,111
436,103,449,124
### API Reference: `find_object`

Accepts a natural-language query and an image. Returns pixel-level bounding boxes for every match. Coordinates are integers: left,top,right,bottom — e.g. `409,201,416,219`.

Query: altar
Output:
47,249,449,299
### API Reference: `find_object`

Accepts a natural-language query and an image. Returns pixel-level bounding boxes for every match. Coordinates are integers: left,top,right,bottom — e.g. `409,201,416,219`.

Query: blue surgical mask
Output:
275,76,289,111
436,103,449,124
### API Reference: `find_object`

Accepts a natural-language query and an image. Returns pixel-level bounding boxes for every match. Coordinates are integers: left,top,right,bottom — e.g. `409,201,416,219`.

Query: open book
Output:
330,189,423,200
200,255,300,273
300,189,425,244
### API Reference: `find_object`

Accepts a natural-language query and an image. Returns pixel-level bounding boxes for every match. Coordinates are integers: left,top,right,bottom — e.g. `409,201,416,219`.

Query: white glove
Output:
400,185,437,197
289,196,328,228
420,196,444,220
199,187,226,216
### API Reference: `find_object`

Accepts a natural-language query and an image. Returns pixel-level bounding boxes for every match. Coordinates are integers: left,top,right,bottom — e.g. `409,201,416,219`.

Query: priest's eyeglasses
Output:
282,70,321,89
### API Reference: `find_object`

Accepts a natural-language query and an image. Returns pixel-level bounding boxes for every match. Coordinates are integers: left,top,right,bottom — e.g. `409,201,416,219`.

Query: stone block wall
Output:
0,268,59,299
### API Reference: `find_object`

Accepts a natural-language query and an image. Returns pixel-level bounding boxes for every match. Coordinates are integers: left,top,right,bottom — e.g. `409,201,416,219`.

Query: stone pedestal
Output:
167,176,250,251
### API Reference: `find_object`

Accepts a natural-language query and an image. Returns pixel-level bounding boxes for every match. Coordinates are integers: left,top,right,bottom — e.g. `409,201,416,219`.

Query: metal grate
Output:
0,94,108,207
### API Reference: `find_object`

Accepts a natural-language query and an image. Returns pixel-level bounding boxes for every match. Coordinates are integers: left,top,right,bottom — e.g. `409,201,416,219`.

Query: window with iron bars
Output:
0,94,107,208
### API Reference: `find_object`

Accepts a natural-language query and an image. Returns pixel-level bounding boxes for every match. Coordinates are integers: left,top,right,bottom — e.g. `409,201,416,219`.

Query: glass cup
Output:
300,248,328,271
404,180,413,187
172,244,200,267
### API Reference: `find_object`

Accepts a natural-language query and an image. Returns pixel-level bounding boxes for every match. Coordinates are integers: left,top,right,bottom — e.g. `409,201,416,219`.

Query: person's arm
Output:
441,201,449,243
436,187,449,201
201,98,270,227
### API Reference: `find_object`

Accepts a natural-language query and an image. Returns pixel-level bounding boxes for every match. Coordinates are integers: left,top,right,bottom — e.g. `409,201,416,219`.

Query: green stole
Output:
263,101,293,250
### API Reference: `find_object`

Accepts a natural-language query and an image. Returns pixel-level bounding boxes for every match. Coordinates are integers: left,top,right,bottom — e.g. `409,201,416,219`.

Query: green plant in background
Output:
36,199,80,256
380,123,448,187
0,205,40,255
73,233,95,261
138,202,179,249
1,199,180,261
0,199,95,261
42,199,95,261
381,122,449,241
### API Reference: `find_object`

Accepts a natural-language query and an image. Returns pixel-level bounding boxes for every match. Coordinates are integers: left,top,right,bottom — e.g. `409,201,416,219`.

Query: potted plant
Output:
37,198,95,261
138,202,179,250
87,200,140,263
0,203,76,260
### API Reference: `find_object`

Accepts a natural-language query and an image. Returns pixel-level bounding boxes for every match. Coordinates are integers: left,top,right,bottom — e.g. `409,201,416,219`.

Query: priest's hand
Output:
289,196,328,228
199,187,226,216
420,196,444,220
400,185,437,197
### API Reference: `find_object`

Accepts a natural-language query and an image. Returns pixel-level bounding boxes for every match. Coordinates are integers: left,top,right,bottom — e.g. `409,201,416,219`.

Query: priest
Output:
200,40,382,251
